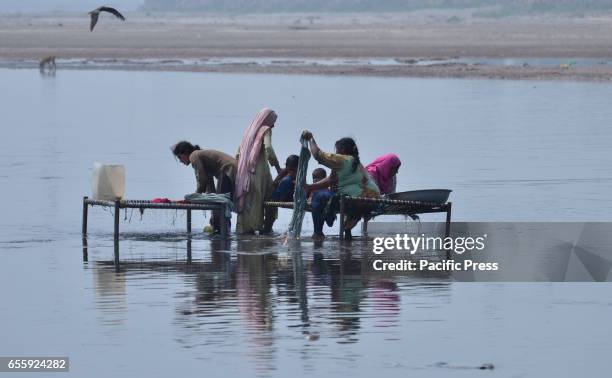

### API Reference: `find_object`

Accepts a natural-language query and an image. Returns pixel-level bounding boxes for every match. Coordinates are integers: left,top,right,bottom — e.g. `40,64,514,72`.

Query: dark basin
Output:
386,189,452,204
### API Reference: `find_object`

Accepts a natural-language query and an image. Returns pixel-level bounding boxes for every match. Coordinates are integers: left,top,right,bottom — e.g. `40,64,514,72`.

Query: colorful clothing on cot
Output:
184,192,234,234
314,151,380,198
151,198,171,203
184,193,234,217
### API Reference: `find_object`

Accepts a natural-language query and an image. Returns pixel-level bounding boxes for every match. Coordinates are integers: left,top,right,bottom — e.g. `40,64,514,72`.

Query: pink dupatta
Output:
234,108,275,212
366,153,401,195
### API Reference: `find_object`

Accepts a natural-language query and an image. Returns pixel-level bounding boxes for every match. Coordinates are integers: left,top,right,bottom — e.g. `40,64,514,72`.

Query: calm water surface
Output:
1,68,611,377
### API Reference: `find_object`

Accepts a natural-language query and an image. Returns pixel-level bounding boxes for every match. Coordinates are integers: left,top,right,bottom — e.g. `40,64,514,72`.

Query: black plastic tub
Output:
386,189,452,204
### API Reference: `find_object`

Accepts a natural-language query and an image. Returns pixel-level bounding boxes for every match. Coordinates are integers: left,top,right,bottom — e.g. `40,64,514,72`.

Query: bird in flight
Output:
89,6,126,32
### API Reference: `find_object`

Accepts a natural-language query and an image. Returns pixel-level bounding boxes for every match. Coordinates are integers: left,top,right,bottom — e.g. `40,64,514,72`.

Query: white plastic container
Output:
91,163,125,201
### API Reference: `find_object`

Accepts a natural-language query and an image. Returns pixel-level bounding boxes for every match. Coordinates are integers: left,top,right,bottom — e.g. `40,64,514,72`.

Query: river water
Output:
1,68,611,377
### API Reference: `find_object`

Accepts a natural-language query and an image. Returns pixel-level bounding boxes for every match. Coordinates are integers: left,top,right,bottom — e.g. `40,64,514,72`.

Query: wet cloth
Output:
314,151,380,198
151,198,171,203
366,153,401,195
189,150,237,195
234,108,279,213
184,193,234,218
287,138,311,238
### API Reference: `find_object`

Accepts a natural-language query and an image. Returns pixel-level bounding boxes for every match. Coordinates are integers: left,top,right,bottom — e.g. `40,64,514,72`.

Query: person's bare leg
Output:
344,217,360,230
262,207,277,234
343,217,360,240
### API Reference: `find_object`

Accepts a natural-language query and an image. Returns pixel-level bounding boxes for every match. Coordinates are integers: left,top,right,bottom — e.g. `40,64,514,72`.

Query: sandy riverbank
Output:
2,12,612,80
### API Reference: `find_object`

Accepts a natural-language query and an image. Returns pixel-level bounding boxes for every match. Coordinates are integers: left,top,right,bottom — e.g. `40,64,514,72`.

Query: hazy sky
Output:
2,0,144,13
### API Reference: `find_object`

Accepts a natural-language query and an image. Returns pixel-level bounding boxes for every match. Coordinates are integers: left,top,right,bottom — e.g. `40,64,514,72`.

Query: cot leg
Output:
339,196,345,240
220,205,228,239
186,208,193,263
186,238,192,264
114,200,120,271
82,236,88,262
445,202,452,238
444,203,452,259
82,196,88,235
186,209,192,235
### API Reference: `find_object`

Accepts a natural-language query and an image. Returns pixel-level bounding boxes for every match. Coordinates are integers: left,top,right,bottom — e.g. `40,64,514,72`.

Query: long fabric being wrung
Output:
287,137,311,238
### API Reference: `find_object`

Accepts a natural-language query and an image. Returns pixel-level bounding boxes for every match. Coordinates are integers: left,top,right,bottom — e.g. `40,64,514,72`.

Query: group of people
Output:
172,107,402,239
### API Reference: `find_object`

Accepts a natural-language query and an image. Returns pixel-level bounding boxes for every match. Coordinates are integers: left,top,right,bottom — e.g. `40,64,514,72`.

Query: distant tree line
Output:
142,0,612,13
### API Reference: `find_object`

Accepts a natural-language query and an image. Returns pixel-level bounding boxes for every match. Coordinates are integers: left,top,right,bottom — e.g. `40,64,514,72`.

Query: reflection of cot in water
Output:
81,196,230,269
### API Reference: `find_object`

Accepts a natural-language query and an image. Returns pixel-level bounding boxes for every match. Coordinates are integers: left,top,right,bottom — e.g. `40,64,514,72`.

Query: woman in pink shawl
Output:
366,154,401,195
234,108,282,234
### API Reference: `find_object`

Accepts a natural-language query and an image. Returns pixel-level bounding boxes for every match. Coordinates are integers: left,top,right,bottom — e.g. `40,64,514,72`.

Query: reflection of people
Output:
235,108,282,234
366,154,401,195
302,131,380,238
311,252,331,285
369,281,400,328
236,254,276,373
172,141,237,233
330,253,364,340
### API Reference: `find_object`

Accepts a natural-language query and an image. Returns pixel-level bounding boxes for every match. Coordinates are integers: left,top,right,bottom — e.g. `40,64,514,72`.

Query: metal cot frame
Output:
265,195,452,239
82,195,451,267
82,196,229,266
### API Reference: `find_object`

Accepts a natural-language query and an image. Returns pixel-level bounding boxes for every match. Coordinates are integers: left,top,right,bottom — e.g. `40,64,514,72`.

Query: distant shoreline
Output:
3,12,612,81
5,57,612,82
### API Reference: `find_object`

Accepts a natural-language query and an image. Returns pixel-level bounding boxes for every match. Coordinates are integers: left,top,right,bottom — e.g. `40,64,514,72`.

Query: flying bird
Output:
88,6,126,32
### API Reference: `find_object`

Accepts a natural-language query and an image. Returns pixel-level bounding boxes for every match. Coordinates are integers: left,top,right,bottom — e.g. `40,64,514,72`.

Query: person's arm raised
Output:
301,130,321,159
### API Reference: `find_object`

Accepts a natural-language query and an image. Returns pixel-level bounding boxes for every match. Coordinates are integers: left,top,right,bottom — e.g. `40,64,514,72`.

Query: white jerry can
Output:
91,162,125,201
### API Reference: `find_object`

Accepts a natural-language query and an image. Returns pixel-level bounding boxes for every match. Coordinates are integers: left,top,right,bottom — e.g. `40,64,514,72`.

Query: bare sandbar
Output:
2,12,612,80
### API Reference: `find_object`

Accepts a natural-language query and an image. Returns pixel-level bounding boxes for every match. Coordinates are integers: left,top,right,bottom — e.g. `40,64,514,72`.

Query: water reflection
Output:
2,67,612,377
86,235,446,370
91,264,127,327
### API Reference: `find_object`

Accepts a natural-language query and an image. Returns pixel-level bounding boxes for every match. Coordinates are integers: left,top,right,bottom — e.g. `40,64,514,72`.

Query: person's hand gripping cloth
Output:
287,137,311,238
